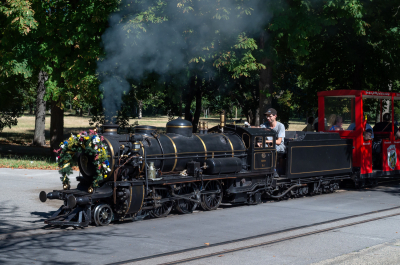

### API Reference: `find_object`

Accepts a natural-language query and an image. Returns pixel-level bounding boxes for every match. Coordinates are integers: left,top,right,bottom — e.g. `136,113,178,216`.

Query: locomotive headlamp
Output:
132,141,141,152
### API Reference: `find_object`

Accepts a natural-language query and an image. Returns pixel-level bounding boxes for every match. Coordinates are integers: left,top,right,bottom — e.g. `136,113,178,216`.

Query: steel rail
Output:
159,211,400,265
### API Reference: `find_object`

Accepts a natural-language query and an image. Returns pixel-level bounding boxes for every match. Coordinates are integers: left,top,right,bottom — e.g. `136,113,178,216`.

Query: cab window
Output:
254,136,263,148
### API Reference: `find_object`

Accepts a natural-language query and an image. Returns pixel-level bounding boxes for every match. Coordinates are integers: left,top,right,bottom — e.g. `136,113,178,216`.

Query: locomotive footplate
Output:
147,171,274,185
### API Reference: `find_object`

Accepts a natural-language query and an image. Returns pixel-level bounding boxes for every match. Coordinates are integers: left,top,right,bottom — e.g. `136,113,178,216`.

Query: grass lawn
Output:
0,154,58,170
0,114,251,146
0,114,309,146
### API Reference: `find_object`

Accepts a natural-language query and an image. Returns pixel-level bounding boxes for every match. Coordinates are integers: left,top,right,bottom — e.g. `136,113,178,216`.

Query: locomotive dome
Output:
102,123,119,135
134,125,157,135
166,117,192,137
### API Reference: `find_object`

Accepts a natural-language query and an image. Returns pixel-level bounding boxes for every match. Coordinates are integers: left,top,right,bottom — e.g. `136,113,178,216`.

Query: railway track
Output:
107,205,400,265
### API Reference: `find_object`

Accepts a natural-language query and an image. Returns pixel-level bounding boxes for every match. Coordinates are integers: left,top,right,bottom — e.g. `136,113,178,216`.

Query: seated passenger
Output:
347,122,374,139
373,113,398,133
329,116,343,131
326,114,336,131
260,108,286,152
314,121,319,132
302,117,315,132
364,129,373,141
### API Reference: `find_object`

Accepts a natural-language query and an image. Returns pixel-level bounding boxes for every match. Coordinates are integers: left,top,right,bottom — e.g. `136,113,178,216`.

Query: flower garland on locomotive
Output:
54,130,111,189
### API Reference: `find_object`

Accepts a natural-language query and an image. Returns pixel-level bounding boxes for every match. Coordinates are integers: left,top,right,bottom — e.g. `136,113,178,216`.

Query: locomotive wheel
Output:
151,189,173,218
93,204,113,226
201,180,222,211
152,202,173,218
175,183,198,214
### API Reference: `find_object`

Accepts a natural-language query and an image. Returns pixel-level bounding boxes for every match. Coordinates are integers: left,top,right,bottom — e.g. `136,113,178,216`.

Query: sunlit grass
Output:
0,154,58,170
0,154,81,171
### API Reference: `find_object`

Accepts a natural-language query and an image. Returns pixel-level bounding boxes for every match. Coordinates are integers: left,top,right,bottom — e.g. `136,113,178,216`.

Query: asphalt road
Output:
1,168,400,264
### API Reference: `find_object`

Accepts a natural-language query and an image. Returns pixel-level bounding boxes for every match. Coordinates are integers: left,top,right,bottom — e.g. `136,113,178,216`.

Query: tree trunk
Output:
79,108,83,116
33,70,48,147
184,91,195,123
258,32,273,126
258,57,272,125
179,93,183,118
192,89,202,133
138,100,143,119
29,104,34,115
50,99,64,160
353,60,363,91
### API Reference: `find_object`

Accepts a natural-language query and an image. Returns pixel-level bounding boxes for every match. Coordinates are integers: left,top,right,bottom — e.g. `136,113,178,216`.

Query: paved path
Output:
0,168,79,234
0,169,400,264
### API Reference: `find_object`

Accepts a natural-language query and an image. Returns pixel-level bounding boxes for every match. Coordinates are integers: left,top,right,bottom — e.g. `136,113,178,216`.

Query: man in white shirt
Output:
260,108,286,152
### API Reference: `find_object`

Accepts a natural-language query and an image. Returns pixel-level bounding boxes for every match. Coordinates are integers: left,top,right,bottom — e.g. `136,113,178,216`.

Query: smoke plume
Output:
97,0,270,120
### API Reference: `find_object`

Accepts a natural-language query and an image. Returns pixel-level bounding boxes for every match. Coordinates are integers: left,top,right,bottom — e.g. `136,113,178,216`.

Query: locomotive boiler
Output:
39,114,354,227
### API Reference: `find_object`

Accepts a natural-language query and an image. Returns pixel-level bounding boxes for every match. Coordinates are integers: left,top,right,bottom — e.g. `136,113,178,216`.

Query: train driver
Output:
260,108,286,152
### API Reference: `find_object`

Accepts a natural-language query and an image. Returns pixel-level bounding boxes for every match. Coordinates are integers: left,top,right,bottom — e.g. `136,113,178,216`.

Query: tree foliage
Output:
2,0,400,134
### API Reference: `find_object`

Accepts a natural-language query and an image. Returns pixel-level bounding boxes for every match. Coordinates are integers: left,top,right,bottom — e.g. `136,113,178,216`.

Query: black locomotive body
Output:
39,117,354,227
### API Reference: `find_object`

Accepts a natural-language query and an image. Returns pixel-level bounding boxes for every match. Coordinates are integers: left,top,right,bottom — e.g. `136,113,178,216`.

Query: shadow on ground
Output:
0,201,57,235
0,219,149,264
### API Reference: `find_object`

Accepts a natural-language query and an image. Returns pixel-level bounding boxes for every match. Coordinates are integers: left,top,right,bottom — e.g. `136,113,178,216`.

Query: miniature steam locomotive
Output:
39,112,354,227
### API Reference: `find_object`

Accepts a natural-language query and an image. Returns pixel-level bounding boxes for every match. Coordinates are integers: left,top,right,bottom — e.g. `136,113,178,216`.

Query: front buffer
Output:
39,181,145,227
39,184,114,227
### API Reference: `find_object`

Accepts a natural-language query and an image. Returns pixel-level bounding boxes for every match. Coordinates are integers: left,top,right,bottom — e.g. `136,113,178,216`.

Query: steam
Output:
97,0,270,120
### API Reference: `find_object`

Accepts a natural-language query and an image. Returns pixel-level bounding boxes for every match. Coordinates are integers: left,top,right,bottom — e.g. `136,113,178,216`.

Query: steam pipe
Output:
265,184,307,199
145,154,247,161
145,147,148,195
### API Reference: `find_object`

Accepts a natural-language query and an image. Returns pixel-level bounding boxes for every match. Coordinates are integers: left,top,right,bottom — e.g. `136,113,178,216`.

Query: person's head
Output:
395,130,400,140
383,113,391,122
364,128,372,141
334,116,343,127
328,114,337,126
307,117,314,125
264,108,277,123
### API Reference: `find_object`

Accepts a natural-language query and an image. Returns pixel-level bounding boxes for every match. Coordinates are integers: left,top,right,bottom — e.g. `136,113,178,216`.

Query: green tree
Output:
2,0,119,154
268,1,400,126
0,0,38,131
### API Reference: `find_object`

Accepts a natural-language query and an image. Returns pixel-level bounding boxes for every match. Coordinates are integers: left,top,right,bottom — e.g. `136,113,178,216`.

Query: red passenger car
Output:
318,90,400,180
